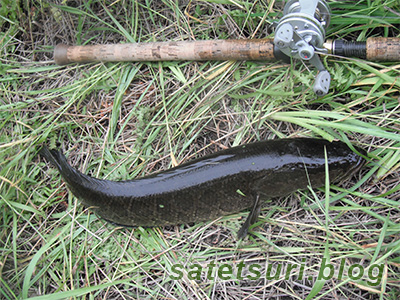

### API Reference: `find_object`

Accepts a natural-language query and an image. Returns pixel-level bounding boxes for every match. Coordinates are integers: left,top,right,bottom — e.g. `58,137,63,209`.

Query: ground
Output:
1,0,400,299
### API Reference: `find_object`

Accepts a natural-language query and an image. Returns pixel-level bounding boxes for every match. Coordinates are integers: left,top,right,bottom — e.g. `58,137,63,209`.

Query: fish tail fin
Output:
39,146,78,180
39,146,60,170
39,145,102,204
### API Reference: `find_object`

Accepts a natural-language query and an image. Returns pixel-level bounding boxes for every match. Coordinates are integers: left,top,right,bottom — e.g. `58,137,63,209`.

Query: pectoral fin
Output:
237,193,261,239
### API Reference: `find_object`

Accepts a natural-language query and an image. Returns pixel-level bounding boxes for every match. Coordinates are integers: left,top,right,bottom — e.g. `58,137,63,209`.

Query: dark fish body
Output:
40,138,366,235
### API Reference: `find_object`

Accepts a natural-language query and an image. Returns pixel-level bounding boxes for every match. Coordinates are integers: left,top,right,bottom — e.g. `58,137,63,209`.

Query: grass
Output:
1,0,400,299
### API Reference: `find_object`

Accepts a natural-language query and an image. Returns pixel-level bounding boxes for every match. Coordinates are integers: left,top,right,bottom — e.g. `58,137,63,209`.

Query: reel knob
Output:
296,40,315,60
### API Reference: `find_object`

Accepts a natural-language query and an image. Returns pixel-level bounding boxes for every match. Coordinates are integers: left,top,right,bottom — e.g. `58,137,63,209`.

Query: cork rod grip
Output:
366,37,400,61
54,39,276,65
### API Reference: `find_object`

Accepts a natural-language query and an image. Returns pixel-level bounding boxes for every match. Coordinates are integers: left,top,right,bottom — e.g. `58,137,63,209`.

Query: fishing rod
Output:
54,0,400,96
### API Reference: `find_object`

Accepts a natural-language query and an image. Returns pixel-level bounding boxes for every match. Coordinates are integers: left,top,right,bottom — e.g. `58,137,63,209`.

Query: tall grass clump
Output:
1,1,399,299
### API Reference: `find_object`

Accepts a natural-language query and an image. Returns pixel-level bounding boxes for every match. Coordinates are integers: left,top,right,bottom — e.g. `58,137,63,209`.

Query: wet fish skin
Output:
39,138,366,237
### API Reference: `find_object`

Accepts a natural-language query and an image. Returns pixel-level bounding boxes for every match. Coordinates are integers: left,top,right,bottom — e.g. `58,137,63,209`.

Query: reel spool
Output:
274,0,331,96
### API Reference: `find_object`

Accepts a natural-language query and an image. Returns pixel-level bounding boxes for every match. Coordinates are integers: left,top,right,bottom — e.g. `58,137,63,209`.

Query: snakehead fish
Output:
39,138,366,238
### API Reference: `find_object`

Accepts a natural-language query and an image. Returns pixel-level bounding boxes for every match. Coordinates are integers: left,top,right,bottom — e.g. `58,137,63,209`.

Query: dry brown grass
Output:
1,1,400,299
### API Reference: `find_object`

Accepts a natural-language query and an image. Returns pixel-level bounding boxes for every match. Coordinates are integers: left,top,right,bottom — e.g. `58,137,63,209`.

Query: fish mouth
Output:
341,145,368,181
351,154,366,175
353,145,368,170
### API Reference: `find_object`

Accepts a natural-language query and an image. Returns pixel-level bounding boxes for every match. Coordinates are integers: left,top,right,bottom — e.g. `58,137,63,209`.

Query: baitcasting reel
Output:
274,0,331,96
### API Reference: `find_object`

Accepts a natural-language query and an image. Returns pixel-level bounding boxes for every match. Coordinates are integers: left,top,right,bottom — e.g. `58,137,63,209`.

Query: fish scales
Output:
39,138,366,237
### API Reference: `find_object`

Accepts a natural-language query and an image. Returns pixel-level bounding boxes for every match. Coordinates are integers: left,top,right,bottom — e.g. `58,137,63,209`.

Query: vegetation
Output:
1,0,399,299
